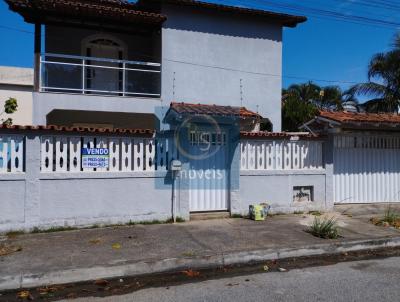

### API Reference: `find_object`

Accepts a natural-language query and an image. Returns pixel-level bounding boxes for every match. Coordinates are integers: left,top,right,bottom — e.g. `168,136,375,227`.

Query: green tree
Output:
350,33,400,113
284,82,349,111
282,95,318,132
282,82,356,131
0,97,18,126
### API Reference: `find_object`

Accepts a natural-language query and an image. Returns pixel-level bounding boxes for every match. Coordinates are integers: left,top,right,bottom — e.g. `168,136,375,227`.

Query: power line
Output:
234,0,400,28
163,58,361,84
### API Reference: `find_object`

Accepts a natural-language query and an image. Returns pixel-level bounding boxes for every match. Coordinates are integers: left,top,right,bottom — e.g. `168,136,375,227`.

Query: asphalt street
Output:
57,256,400,302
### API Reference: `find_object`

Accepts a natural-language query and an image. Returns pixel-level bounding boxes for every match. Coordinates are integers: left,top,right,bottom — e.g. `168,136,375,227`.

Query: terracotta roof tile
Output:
240,131,321,140
170,102,261,118
319,111,400,124
6,0,167,25
0,124,155,136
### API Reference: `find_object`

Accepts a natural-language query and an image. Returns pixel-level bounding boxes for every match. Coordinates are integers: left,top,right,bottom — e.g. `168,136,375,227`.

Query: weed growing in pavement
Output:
308,211,322,216
5,230,25,238
307,216,339,239
371,206,400,228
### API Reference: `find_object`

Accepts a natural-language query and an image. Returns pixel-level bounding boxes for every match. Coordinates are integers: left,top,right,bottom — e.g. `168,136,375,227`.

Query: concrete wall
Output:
0,135,187,233
0,131,331,232
235,170,328,215
32,92,163,126
161,5,283,131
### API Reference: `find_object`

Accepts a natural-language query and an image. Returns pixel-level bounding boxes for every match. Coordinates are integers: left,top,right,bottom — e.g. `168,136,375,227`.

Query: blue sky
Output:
0,0,398,92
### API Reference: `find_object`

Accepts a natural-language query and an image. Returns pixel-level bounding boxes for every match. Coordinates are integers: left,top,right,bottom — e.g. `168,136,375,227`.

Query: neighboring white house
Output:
0,66,33,125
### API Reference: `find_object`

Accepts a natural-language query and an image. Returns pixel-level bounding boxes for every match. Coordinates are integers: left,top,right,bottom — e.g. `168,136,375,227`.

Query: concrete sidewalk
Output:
1,210,400,291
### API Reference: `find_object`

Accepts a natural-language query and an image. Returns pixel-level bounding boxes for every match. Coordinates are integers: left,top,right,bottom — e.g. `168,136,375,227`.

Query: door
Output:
187,129,229,212
334,135,400,203
86,41,122,93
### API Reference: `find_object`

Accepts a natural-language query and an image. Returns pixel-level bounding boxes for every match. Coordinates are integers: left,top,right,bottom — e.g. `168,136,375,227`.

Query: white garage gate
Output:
333,134,400,204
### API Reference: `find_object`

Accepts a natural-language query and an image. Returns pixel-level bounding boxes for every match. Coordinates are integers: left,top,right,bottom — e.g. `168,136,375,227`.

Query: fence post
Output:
24,134,42,229
324,135,334,209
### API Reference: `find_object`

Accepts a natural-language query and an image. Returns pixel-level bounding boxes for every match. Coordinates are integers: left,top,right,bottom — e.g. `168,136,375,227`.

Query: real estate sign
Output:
82,148,109,169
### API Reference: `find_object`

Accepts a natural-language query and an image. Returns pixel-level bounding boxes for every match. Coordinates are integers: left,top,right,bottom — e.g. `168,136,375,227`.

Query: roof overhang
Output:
5,0,167,29
301,111,400,133
164,102,262,125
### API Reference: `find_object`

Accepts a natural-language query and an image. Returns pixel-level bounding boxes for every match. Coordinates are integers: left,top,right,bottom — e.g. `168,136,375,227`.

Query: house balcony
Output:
39,53,161,98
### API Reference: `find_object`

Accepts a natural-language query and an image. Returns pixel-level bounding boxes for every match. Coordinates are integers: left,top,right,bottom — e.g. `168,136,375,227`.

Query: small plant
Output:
308,211,322,216
307,216,339,239
0,97,18,125
231,214,243,219
294,211,304,215
175,217,185,223
371,206,400,228
166,217,185,223
383,206,399,225
181,250,195,257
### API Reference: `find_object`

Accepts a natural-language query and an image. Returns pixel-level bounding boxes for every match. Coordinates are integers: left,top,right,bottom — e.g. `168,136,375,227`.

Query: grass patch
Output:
3,217,187,236
307,216,339,239
31,226,78,234
166,217,185,223
308,211,322,216
371,206,400,228
231,214,244,219
181,251,196,257
175,217,185,223
139,220,164,225
5,230,25,238
294,211,304,215
128,217,185,225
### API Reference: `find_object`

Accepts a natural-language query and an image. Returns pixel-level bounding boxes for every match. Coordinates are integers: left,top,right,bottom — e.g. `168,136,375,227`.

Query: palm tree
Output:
283,82,321,104
350,33,400,113
284,82,348,111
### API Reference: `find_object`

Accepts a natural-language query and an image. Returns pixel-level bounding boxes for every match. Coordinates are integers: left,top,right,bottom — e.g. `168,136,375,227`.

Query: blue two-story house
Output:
6,0,306,131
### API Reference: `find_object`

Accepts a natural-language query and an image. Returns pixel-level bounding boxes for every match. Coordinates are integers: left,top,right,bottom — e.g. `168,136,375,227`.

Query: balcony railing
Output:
40,53,161,98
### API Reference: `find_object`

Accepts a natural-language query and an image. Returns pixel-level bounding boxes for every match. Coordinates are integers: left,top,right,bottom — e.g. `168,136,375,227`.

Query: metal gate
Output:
187,129,229,212
334,135,400,203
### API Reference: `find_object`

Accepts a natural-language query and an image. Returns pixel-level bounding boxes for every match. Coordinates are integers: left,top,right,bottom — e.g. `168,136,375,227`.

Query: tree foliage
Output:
282,95,318,132
350,33,400,113
282,82,353,131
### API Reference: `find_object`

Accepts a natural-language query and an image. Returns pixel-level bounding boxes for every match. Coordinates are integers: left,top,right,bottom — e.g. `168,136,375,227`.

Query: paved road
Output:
59,257,400,302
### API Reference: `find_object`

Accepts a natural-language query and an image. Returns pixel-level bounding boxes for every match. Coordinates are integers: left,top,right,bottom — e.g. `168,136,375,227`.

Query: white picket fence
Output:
240,139,323,170
0,134,325,174
0,135,24,173
41,135,176,172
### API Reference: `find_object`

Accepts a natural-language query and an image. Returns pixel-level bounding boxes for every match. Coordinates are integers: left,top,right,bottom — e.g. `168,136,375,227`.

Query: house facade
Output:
6,0,306,131
1,0,342,233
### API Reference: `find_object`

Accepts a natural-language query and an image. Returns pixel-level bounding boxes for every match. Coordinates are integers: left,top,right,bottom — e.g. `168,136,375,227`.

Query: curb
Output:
1,236,400,291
